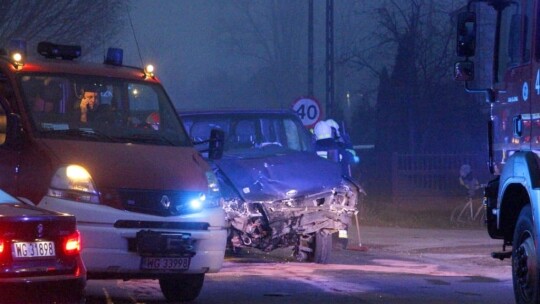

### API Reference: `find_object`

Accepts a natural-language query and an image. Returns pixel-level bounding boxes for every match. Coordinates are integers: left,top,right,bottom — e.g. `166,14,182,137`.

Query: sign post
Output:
292,97,322,129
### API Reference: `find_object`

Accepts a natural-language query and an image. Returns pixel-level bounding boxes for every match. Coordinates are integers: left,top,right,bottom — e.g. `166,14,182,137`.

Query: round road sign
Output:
292,97,322,128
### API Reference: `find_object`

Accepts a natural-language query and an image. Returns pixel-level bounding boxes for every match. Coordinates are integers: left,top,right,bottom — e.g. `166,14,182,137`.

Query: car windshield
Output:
181,112,315,157
19,74,190,146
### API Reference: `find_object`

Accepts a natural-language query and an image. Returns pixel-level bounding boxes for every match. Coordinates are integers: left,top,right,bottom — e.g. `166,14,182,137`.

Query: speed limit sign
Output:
292,97,322,128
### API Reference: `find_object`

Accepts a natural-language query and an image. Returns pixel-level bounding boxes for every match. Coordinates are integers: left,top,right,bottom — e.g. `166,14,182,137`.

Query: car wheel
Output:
308,231,332,264
159,274,205,302
512,205,540,304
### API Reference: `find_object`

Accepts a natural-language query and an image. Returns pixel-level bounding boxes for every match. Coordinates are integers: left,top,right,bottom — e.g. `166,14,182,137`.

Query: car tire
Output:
512,205,540,304
308,231,332,264
159,274,205,302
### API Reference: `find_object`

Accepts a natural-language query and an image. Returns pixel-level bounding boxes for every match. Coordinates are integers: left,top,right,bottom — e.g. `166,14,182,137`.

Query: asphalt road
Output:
82,225,514,304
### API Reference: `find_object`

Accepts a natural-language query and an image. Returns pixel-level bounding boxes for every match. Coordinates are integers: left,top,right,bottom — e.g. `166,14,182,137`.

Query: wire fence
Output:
355,152,490,205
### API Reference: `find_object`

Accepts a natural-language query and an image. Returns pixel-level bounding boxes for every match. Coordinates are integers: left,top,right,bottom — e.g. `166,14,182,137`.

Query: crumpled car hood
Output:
215,151,343,201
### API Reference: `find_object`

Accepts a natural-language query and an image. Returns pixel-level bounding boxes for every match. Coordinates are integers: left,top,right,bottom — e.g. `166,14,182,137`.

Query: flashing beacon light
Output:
144,64,155,79
9,39,26,69
12,53,22,62
104,47,123,66
11,52,23,69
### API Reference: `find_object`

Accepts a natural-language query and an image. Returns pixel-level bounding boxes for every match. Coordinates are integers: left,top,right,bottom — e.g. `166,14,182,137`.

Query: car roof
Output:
178,108,298,117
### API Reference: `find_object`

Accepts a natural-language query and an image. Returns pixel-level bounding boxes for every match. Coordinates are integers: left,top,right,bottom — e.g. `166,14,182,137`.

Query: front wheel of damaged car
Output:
299,231,332,264
311,231,332,263
159,274,205,302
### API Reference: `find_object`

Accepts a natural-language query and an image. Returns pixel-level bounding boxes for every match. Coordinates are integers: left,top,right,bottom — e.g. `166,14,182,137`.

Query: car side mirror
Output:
456,11,476,57
208,128,224,160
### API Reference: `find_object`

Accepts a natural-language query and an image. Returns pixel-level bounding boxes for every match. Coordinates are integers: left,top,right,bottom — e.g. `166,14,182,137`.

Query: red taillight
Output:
0,239,4,254
63,231,81,255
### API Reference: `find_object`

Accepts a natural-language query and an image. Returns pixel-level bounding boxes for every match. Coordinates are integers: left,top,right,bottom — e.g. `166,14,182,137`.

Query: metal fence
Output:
358,152,490,204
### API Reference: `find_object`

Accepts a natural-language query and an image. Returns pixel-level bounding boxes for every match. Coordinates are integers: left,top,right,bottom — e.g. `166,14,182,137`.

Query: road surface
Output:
82,225,514,303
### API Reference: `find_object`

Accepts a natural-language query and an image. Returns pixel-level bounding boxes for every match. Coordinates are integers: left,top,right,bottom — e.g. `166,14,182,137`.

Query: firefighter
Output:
325,119,360,165
314,120,356,178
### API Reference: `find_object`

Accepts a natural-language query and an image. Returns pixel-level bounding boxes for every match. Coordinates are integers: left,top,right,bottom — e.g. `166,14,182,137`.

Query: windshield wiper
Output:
120,133,176,146
40,128,116,142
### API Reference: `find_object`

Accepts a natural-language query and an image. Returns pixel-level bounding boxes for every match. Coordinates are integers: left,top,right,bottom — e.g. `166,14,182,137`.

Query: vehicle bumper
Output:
0,274,86,285
38,197,227,279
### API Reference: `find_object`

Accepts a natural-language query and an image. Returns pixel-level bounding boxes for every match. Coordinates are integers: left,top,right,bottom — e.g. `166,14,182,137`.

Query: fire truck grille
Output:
117,189,202,216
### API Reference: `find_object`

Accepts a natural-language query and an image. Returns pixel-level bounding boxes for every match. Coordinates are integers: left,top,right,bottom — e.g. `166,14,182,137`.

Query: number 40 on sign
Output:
292,97,322,128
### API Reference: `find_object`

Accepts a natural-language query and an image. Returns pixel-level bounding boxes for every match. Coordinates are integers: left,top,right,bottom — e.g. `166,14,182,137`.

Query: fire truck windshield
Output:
19,74,190,146
496,1,533,82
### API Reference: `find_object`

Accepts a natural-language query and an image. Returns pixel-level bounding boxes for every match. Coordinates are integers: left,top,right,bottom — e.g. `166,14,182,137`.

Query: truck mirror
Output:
454,60,474,82
456,11,476,57
208,128,224,160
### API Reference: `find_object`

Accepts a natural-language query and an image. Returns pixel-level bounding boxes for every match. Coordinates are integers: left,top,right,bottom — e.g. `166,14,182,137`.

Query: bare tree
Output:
215,0,307,107
346,0,483,154
0,0,128,59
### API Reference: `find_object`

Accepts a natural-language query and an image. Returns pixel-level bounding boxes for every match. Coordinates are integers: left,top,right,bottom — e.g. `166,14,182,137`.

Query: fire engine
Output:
456,1,540,303
0,41,227,302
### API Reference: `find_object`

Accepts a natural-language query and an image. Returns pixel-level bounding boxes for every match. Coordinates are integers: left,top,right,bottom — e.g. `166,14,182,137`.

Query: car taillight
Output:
0,239,4,254
63,231,81,255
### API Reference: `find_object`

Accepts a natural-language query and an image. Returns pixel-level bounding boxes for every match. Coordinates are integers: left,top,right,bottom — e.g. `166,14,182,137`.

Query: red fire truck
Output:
456,1,540,303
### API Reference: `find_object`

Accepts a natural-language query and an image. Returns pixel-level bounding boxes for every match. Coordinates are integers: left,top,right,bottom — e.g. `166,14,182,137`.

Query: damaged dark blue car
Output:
180,110,362,263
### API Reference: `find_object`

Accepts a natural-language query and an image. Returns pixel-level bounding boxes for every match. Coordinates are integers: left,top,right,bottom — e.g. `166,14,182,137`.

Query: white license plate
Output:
12,241,56,258
140,257,190,270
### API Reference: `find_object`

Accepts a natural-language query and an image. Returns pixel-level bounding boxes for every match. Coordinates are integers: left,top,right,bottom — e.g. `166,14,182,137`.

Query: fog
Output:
119,0,372,112
113,1,482,155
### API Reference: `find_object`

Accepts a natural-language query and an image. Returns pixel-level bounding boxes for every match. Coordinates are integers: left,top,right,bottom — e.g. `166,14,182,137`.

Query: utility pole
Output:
325,0,334,118
308,0,314,97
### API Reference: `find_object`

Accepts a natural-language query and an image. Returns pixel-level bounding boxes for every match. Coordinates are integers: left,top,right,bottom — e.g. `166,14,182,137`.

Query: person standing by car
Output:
314,120,357,178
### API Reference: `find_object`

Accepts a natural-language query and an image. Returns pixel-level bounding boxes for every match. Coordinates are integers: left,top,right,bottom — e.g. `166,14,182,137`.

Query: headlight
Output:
184,171,222,212
202,171,222,209
48,165,100,204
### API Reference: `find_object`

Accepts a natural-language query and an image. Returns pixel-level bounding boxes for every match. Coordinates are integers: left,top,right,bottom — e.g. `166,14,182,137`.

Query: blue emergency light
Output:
104,47,123,66
37,42,81,60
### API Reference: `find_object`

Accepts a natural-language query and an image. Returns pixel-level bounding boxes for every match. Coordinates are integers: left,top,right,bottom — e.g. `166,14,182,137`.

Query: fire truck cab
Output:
0,41,227,302
456,1,540,303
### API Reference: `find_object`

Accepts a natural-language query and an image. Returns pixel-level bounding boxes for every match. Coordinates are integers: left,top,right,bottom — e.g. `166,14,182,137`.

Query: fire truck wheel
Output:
512,205,540,304
159,274,205,302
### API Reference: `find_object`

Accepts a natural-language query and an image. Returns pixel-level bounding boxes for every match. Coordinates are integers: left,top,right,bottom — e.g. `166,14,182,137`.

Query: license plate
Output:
12,241,56,258
140,257,191,270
